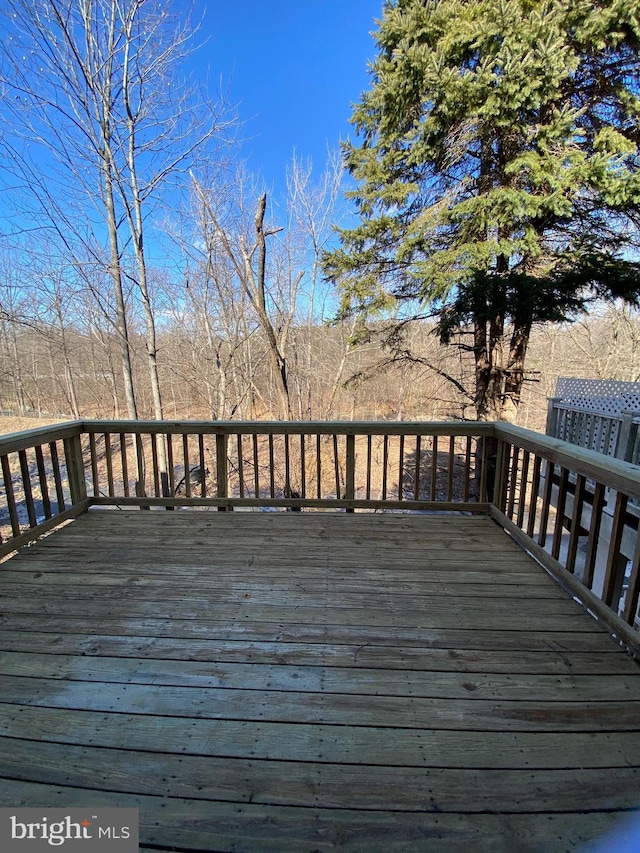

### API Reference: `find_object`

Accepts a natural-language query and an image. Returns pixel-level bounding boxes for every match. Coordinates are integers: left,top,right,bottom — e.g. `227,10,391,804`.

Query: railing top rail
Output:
495,422,640,501
551,399,640,418
0,417,638,502
0,421,82,455
551,401,627,418
79,419,494,437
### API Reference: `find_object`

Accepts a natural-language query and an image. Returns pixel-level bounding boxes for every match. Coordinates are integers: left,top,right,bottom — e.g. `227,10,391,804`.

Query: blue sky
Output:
200,1,383,199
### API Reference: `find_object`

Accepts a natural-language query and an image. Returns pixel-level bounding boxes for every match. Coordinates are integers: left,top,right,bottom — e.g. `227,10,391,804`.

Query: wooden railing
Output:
79,420,492,512
0,421,88,557
493,422,640,652
0,421,492,555
1,419,639,651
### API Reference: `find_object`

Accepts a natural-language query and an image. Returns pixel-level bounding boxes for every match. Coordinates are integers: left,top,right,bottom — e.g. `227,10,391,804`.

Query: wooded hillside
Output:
1,302,638,434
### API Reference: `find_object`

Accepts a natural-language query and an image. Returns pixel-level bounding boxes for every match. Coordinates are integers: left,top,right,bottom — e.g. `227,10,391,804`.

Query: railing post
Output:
546,397,561,438
216,431,229,511
616,410,638,463
63,432,87,506
345,433,355,513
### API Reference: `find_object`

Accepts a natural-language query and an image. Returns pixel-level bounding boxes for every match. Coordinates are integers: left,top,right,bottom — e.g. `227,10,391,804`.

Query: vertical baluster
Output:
463,436,472,503
182,434,191,497
253,434,260,499
446,435,455,502
18,449,37,527
216,433,228,511
135,434,145,500
166,435,175,496
583,482,606,590
150,434,160,497
381,435,389,501
345,433,355,512
493,440,510,514
566,474,586,574
526,455,542,538
269,435,275,499
237,434,245,499
120,433,130,497
398,434,405,501
366,434,372,500
50,441,66,512
284,433,291,500
1,454,20,537
479,436,489,504
551,467,570,560
430,436,438,501
35,445,52,520
300,434,306,501
516,450,530,528
333,434,340,499
89,433,99,498
316,434,321,500
506,446,520,520
537,459,555,548
414,435,422,500
622,531,640,626
602,492,629,611
104,433,114,498
198,434,207,498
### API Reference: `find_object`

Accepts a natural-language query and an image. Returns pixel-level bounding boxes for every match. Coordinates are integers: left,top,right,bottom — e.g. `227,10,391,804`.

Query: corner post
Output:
63,431,87,506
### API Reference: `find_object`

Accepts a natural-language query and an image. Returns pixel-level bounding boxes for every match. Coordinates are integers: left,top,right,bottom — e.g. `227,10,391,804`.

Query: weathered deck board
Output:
1,511,639,852
3,650,639,699
2,705,640,769
3,779,631,853
0,629,628,672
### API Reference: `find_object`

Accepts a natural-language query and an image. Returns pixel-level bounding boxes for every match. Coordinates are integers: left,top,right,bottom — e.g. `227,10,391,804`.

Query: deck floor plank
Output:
2,779,631,853
0,511,639,851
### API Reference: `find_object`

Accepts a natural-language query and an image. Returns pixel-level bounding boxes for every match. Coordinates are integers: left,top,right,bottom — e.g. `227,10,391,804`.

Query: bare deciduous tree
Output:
1,0,230,428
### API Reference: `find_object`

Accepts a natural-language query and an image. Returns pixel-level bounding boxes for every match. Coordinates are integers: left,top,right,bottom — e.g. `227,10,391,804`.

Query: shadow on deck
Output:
0,509,639,852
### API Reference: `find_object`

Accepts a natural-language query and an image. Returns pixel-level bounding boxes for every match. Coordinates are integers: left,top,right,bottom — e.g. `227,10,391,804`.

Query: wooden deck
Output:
1,510,640,851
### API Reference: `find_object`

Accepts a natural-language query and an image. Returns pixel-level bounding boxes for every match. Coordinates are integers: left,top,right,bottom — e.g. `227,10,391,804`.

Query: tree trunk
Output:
501,321,532,424
253,194,291,419
105,192,138,418
8,321,27,416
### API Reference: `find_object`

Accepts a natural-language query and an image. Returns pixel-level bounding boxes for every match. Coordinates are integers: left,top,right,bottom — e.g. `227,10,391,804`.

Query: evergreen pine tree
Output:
325,0,640,421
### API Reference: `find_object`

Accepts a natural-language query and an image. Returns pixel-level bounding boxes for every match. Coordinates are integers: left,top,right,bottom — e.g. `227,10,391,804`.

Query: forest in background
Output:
1,297,638,435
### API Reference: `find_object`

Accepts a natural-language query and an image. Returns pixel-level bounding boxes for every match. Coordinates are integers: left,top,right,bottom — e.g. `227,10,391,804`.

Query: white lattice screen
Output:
551,378,640,461
554,378,640,416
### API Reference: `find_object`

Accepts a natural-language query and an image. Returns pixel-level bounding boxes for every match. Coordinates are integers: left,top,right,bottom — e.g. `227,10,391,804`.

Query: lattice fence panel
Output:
554,378,640,416
551,378,640,461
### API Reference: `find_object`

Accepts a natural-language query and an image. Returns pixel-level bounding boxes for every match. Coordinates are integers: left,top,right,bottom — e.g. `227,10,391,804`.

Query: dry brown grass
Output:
0,416,69,437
